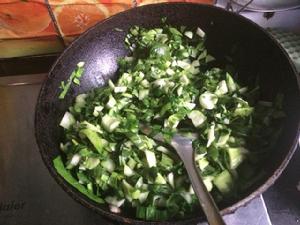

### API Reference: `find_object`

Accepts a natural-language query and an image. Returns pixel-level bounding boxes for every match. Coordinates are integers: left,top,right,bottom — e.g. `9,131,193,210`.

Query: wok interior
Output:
35,3,300,223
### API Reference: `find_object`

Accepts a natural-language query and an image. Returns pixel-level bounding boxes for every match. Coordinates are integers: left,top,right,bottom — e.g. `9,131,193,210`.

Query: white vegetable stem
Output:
60,111,75,129
199,92,218,110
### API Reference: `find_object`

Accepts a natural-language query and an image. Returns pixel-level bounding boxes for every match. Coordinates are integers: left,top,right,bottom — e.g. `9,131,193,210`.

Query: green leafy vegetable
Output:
54,22,284,220
59,62,85,99
53,156,104,203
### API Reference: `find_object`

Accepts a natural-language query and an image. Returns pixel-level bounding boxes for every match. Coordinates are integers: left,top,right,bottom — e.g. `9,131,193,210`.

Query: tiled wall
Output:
0,0,213,58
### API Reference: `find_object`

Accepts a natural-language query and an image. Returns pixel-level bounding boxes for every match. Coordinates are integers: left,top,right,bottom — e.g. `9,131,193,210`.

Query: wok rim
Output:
35,2,300,224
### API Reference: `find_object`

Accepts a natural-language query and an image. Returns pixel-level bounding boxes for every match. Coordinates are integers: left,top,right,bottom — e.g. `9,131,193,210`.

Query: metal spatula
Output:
141,126,226,225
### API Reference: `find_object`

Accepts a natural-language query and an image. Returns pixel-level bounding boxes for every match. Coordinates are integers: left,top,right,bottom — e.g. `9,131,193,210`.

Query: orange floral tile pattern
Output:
105,3,132,16
136,0,214,5
52,3,106,36
48,0,132,5
0,0,45,3
95,0,132,4
50,1,132,37
0,0,57,39
0,0,214,58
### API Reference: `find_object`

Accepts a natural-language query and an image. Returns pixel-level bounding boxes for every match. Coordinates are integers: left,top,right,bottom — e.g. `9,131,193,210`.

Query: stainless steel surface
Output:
202,196,272,225
216,1,300,33
0,74,46,86
0,74,272,225
231,0,300,12
242,10,300,34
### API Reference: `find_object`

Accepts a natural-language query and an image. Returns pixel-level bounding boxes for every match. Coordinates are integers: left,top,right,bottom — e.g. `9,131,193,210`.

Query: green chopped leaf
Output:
199,92,218,110
55,22,284,221
213,170,234,195
81,129,105,153
59,62,85,99
53,156,103,203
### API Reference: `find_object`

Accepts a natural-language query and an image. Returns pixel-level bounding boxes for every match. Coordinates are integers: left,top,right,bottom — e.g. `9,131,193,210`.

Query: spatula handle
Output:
184,158,226,225
171,136,225,225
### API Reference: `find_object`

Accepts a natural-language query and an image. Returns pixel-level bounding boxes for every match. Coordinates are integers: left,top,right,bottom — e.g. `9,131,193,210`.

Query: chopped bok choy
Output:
54,22,284,221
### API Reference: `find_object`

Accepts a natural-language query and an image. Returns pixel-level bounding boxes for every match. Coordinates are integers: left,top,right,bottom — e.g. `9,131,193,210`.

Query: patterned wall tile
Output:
51,3,107,36
0,0,58,39
48,0,133,6
49,0,132,43
136,0,213,6
0,0,45,3
0,0,213,58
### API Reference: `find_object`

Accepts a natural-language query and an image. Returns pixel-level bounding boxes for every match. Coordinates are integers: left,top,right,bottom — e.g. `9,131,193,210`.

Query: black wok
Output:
35,3,300,225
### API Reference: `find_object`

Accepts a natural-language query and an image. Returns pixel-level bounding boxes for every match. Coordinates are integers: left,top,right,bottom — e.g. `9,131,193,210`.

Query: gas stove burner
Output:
227,0,300,12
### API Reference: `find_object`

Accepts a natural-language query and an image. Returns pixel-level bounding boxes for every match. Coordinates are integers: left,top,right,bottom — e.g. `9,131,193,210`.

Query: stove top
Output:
1,3,300,225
